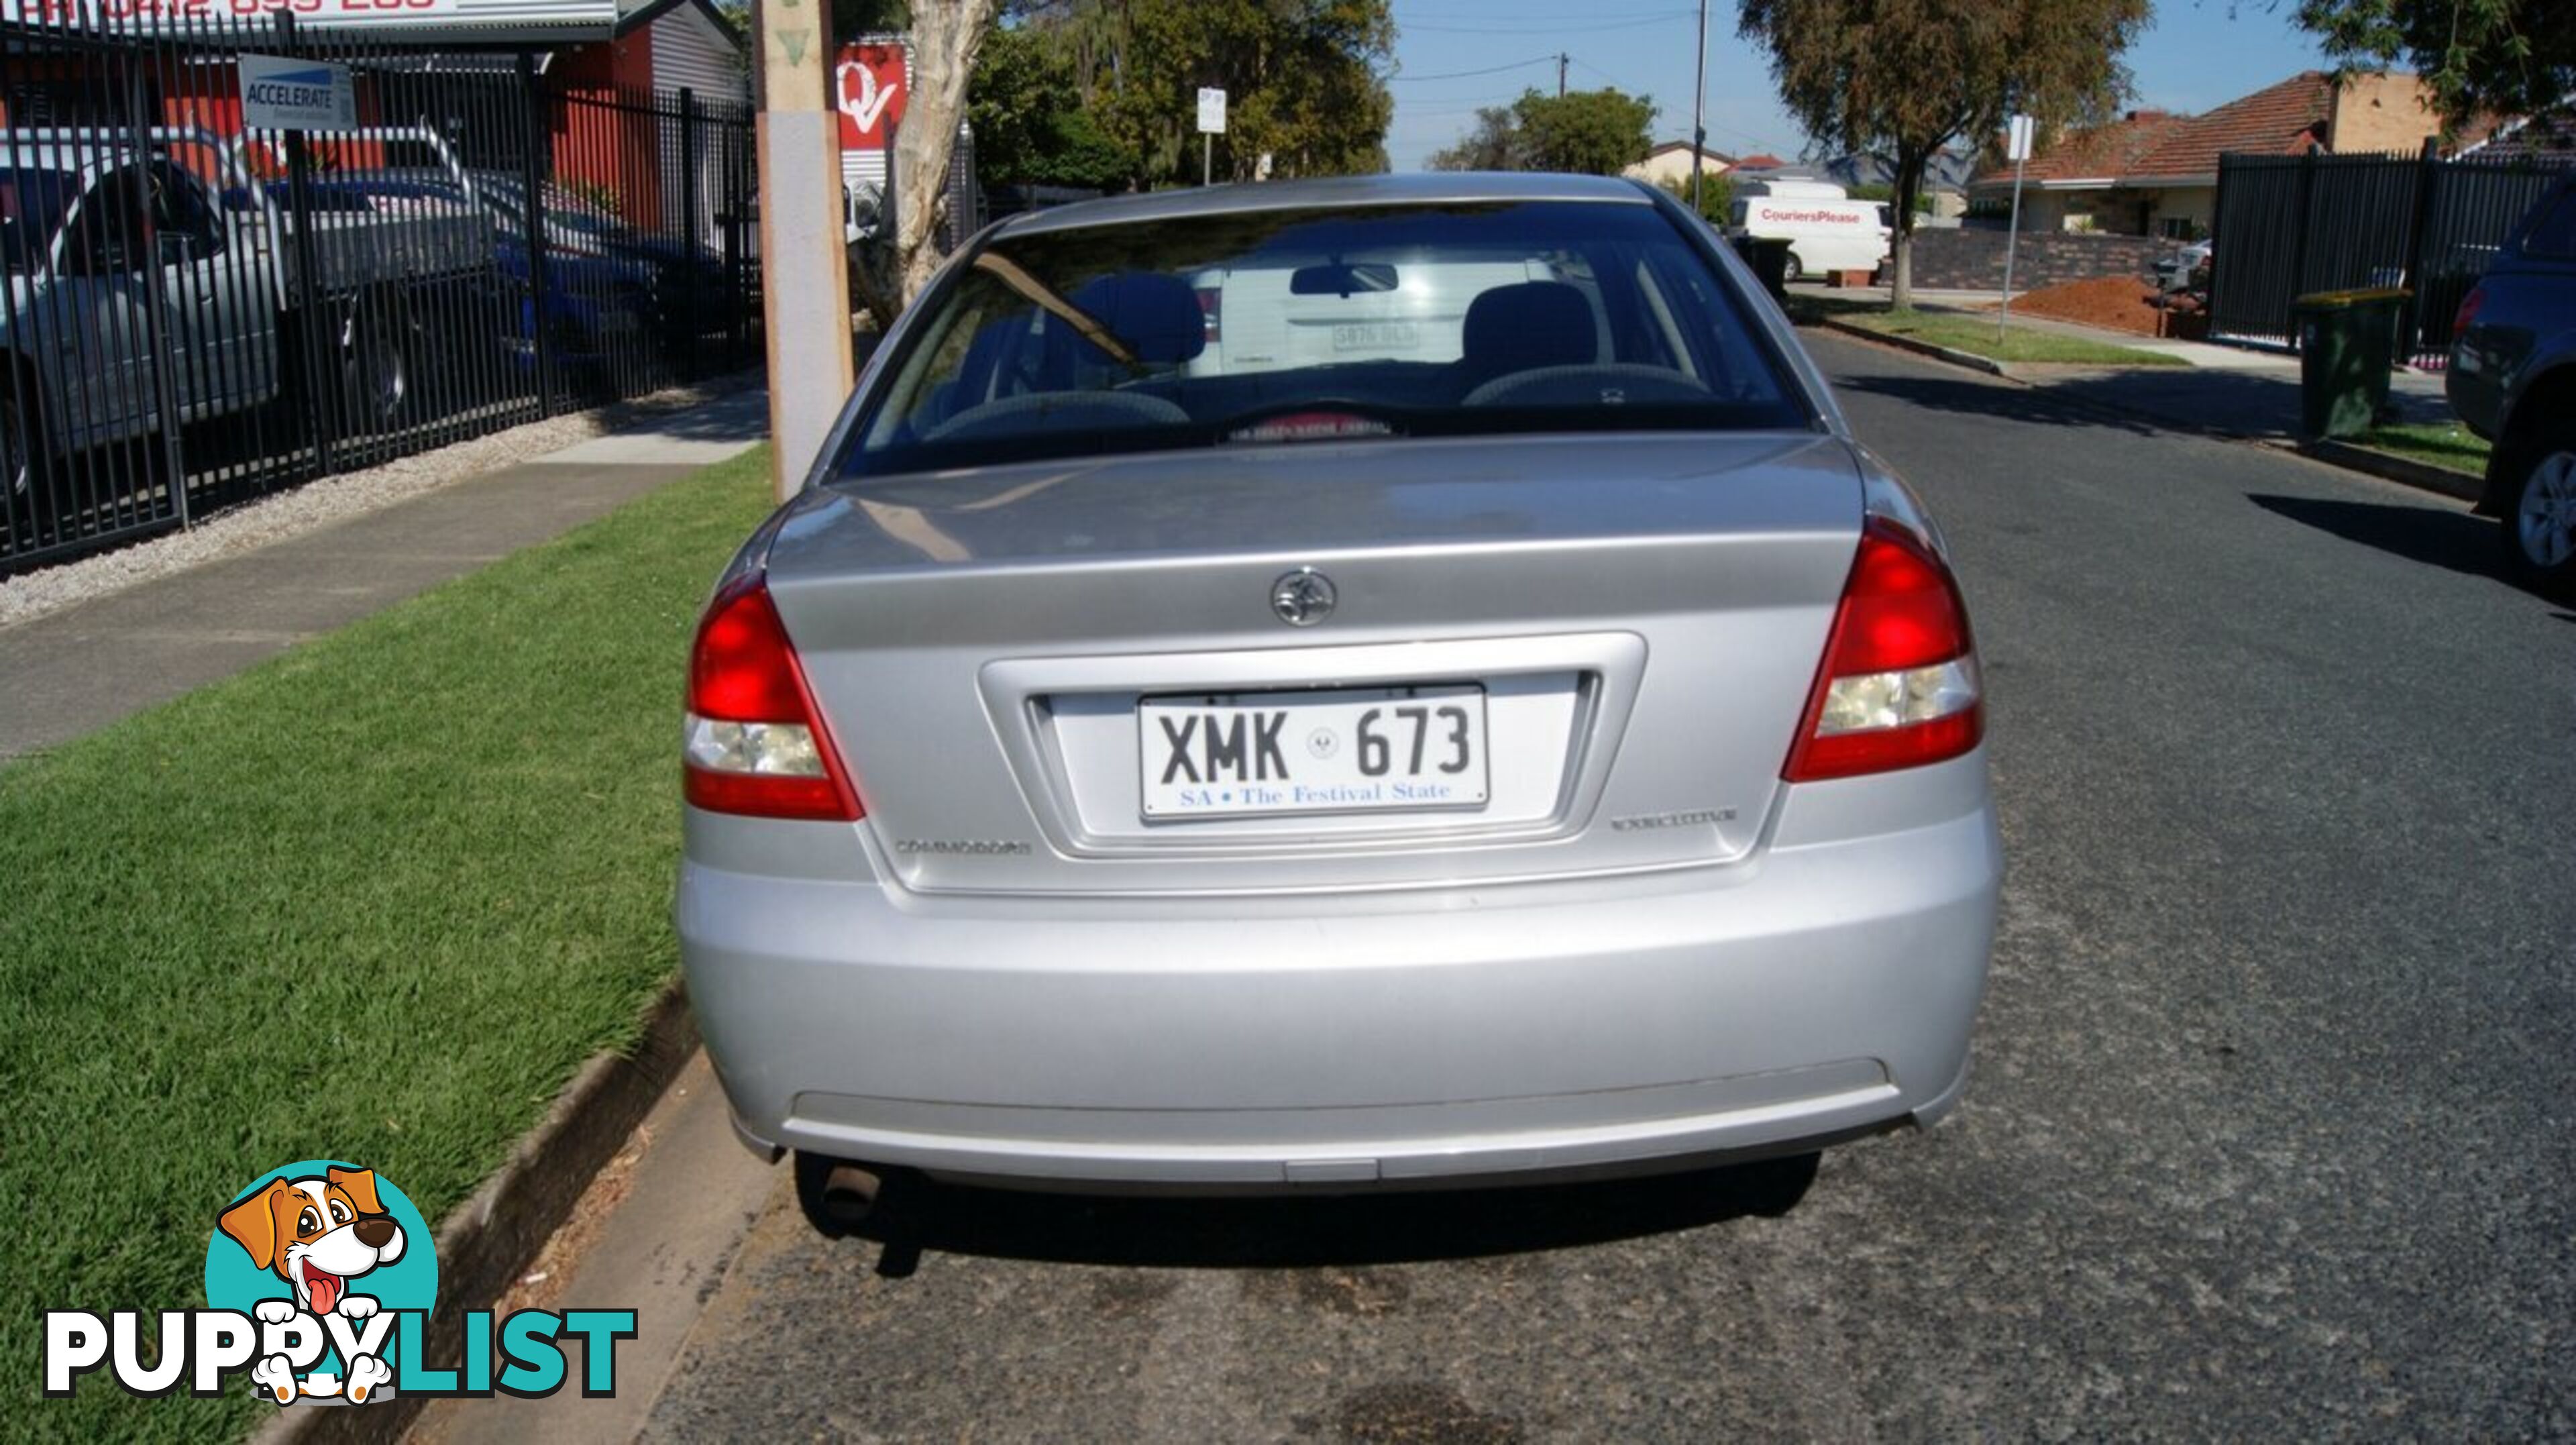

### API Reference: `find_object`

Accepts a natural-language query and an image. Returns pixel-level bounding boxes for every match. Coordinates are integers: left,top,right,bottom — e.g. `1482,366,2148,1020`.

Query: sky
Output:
1383,1,2338,170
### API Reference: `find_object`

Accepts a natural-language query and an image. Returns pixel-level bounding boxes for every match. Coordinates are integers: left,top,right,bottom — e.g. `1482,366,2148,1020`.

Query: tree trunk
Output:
1891,142,1923,311
849,0,998,323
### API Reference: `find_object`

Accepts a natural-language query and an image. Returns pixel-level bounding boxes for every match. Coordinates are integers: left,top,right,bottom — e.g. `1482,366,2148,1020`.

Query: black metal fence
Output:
2209,146,2573,366
1,11,759,574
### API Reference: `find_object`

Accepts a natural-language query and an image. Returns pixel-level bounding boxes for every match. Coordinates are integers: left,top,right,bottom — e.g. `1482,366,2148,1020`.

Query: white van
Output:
1729,180,1890,283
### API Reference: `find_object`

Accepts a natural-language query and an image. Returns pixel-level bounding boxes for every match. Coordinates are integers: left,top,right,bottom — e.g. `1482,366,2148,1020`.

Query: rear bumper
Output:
679,783,2000,1190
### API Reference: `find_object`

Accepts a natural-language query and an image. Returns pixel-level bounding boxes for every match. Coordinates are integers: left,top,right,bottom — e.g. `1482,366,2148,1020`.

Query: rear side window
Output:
2522,185,2576,259
847,200,1809,478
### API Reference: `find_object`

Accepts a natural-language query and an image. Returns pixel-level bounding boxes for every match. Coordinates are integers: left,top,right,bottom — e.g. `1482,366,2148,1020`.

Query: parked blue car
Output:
2449,171,2576,595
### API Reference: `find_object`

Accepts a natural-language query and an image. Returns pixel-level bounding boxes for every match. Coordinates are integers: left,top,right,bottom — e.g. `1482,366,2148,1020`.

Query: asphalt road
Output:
637,333,2576,1440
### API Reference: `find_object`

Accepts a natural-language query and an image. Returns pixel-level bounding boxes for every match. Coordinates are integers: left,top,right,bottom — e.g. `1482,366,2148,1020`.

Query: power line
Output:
1401,11,1694,34
1388,54,1560,82
1394,2,1695,19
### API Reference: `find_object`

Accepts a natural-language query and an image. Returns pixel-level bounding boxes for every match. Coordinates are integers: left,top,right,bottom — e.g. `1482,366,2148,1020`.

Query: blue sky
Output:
1385,1,2337,170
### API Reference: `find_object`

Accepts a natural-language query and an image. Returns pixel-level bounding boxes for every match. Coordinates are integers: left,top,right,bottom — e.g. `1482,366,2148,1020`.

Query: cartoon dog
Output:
218,1165,406,1404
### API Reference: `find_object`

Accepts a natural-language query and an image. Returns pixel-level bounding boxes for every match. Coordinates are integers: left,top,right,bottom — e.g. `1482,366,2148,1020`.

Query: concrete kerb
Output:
248,979,701,1445
1816,318,2011,377
1813,319,2487,506
2296,437,2485,503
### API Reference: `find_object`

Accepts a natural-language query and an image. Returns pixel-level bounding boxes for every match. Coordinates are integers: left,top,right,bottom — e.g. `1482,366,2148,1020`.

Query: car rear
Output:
677,176,1999,1194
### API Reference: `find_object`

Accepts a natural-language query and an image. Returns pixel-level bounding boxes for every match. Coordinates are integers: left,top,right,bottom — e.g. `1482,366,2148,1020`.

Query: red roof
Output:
1733,152,1787,170
2131,72,2332,176
1972,72,2334,189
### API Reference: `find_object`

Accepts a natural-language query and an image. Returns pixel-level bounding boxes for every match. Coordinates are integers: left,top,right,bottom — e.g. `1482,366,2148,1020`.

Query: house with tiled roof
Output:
1623,140,1737,189
1968,71,2442,238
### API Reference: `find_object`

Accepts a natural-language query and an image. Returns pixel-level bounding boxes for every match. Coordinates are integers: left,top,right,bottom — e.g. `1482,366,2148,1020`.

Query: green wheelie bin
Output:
2291,286,2409,440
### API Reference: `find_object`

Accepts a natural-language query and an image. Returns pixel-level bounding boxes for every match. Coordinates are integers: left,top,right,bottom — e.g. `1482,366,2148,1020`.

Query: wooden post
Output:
752,0,854,502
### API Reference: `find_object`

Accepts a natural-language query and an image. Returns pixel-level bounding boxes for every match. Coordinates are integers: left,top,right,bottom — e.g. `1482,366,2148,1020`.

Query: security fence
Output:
1,10,759,573
2208,146,2573,368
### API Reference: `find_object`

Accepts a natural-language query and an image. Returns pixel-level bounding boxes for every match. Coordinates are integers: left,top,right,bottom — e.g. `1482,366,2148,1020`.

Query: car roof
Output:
992,171,1656,239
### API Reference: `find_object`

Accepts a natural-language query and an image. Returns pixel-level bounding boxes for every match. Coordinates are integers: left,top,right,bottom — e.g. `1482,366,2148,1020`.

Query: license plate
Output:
1139,686,1489,819
1331,321,1419,352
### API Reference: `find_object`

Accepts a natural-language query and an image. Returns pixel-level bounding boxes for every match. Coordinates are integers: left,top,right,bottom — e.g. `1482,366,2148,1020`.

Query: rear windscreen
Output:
845,199,1810,477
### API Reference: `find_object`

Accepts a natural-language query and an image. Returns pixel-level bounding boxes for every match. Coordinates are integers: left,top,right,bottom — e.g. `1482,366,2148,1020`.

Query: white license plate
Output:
1331,321,1420,352
1139,686,1489,818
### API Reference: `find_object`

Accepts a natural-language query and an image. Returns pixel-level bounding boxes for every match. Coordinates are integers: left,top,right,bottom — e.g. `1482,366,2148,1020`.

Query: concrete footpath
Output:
0,389,769,763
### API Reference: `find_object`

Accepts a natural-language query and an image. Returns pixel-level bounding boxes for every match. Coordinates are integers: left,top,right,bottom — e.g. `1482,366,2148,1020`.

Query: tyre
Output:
2500,415,2576,596
1780,250,1804,285
337,290,417,436
1,385,32,501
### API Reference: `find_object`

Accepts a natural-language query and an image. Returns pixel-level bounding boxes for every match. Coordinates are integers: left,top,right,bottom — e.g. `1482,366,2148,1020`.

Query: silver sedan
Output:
678,172,1999,1220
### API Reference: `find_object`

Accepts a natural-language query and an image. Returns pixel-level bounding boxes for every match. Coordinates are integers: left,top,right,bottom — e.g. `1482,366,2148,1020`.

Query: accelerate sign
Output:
1,0,620,32
238,52,356,131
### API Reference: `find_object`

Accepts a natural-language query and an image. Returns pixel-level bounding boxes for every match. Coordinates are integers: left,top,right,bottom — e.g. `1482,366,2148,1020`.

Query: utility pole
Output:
1690,0,1708,211
1558,52,1568,99
752,0,855,503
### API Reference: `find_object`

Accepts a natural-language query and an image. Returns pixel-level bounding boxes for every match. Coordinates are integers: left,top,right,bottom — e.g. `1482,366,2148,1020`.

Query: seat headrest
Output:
1066,272,1208,366
1460,281,1595,380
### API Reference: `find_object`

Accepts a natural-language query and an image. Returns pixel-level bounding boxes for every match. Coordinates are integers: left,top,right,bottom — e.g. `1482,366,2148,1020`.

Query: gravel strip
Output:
0,371,763,633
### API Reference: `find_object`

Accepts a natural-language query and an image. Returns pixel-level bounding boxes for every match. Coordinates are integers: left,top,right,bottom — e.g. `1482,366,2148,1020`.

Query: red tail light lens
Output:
1783,519,1983,782
2452,285,2484,341
683,576,863,820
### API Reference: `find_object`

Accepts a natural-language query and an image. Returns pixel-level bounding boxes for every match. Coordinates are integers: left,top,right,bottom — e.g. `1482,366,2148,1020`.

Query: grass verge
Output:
1833,307,2188,366
0,447,774,1443
2361,420,2491,475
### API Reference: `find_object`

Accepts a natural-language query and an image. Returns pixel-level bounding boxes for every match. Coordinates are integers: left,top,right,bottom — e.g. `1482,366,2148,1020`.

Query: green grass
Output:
1830,307,2188,366
2362,420,2491,475
0,449,775,1443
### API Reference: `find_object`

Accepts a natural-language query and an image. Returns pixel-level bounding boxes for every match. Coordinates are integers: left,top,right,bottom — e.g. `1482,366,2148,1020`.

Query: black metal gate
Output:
2209,145,2573,366
1,9,759,574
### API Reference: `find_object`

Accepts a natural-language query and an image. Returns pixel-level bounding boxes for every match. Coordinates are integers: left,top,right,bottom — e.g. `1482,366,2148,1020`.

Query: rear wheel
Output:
1780,250,1804,285
1,385,57,556
2501,417,2576,597
338,290,417,436
1,386,32,500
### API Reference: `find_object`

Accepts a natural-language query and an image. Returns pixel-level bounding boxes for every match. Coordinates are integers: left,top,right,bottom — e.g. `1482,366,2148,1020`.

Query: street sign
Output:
1197,87,1228,135
1999,113,2035,339
237,54,357,133
837,42,908,150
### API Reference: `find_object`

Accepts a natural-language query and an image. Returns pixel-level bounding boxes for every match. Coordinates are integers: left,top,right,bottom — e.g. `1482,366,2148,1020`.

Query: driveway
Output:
531,333,2576,1440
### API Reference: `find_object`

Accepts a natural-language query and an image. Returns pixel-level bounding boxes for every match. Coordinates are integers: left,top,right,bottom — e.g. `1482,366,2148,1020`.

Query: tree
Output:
1658,170,1734,223
2294,0,2575,130
1514,88,1657,174
1425,88,1656,175
1012,0,1395,190
846,0,1001,318
969,22,1136,189
1426,105,1518,170
1736,0,2149,307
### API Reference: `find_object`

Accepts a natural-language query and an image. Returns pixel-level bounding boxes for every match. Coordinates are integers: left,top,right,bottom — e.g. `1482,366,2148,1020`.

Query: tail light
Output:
1195,284,1222,343
1783,519,1983,782
684,575,863,820
2452,284,2485,341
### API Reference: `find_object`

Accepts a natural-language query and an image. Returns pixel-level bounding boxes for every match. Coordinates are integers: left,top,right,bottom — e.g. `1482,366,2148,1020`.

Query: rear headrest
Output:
1067,272,1208,366
1460,281,1595,380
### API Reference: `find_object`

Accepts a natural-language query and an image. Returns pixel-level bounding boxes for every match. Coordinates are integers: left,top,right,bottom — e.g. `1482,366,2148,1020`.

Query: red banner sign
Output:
835,43,905,150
